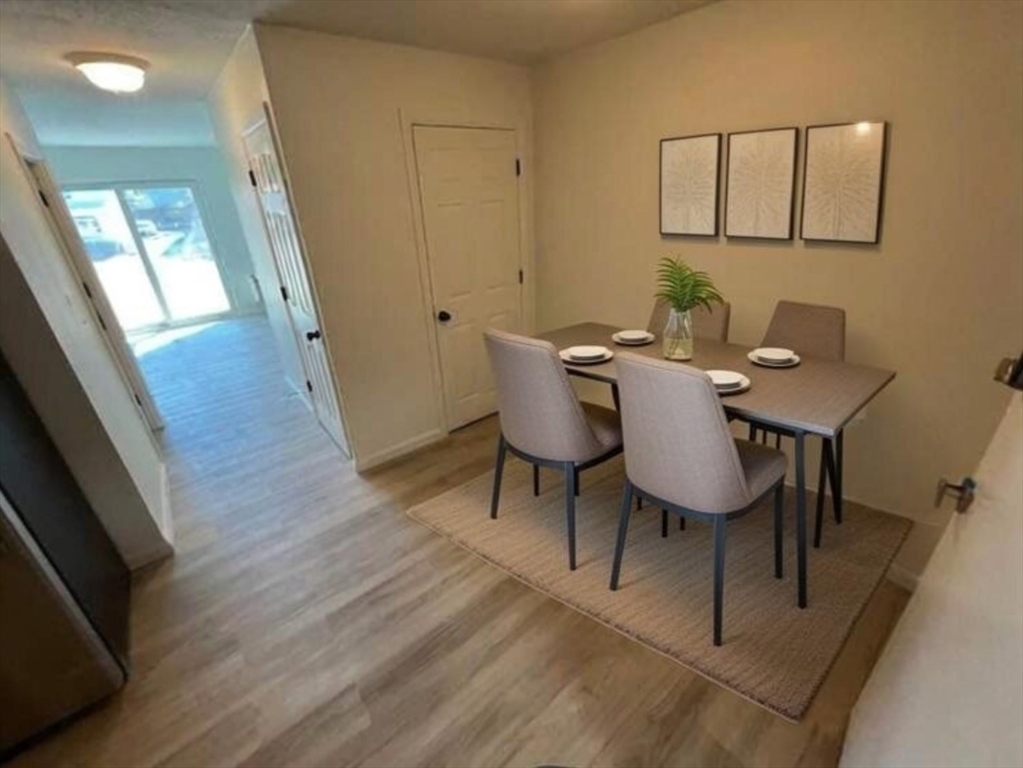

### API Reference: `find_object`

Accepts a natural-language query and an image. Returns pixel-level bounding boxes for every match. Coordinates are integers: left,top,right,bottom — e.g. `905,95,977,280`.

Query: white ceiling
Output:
0,0,711,147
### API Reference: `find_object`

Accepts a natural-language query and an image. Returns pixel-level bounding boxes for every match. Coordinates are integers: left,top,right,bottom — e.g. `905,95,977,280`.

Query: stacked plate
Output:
611,329,655,346
748,347,801,368
559,345,614,365
706,369,751,395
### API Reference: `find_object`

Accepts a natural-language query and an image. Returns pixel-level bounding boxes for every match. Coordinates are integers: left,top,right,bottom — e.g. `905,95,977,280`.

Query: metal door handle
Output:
437,310,451,322
306,330,321,341
935,476,976,513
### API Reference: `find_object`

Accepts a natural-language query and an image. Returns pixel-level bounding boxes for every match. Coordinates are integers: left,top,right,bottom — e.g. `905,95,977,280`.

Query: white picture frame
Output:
725,127,798,240
801,121,888,244
660,133,721,236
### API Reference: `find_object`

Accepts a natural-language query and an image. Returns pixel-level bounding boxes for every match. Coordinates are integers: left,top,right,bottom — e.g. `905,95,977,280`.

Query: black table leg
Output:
835,429,844,524
611,383,620,412
795,429,808,609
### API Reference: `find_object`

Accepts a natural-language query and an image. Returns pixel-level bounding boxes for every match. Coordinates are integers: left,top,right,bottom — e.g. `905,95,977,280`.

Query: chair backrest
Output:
483,329,602,462
761,300,845,361
615,353,751,514
647,301,731,342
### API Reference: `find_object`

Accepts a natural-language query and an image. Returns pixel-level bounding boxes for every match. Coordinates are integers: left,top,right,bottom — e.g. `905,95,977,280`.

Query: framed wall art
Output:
724,127,798,240
660,133,721,236
800,121,888,244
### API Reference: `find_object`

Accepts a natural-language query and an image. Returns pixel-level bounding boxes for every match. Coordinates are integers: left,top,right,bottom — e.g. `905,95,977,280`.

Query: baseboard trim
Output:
355,429,447,472
885,562,919,593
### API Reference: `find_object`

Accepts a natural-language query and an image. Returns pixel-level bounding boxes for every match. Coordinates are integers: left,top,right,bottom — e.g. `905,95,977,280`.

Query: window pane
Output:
62,189,165,331
121,187,231,321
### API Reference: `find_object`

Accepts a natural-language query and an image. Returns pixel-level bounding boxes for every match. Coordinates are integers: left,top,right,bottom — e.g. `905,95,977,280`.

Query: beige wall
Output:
207,27,307,396
533,0,1023,575
254,25,534,468
0,77,172,568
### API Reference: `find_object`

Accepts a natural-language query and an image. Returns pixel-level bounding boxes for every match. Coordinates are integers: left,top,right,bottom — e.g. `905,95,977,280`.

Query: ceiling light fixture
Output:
65,52,149,94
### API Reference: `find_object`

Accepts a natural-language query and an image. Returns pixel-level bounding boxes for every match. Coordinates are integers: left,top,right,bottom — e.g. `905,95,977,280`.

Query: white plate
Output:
612,330,654,346
706,369,745,389
559,348,614,365
752,347,796,363
565,345,609,361
747,351,801,368
718,375,750,395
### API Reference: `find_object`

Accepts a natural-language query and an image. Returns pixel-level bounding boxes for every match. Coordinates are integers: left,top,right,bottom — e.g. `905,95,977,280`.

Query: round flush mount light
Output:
65,52,149,93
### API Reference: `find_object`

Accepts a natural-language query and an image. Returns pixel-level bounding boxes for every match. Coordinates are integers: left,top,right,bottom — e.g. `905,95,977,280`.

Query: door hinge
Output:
515,158,521,177
248,169,257,187
518,269,523,285
280,285,289,302
38,190,50,207
306,379,313,393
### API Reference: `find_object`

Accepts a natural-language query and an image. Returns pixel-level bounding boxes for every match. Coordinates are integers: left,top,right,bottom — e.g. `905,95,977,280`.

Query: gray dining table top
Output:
537,322,896,438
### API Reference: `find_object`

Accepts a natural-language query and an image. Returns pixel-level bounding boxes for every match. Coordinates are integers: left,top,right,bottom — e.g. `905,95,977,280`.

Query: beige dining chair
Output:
750,300,846,549
647,300,731,343
610,353,787,646
483,329,624,570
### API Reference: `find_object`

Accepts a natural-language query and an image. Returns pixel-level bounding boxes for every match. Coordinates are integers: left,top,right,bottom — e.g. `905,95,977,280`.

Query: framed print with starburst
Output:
801,121,888,244
660,133,721,236
724,127,798,240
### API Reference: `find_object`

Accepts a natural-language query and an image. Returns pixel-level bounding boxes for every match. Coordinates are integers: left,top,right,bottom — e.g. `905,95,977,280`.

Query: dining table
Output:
536,322,896,609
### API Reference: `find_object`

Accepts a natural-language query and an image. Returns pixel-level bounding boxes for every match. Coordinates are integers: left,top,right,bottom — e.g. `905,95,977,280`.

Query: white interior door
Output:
841,391,1023,768
6,138,162,432
413,126,522,430
242,115,349,456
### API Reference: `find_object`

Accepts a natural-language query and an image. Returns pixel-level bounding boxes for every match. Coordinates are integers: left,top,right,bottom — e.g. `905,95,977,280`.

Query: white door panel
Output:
413,126,522,430
242,117,349,456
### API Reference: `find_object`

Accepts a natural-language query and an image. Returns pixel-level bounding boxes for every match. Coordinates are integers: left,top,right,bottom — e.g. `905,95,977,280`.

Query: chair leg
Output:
814,442,827,548
565,462,577,570
713,516,727,646
574,467,580,497
774,483,784,579
661,509,668,538
774,432,781,450
834,430,844,524
748,423,757,441
532,464,540,497
609,480,634,590
636,496,643,510
680,516,686,531
490,435,507,519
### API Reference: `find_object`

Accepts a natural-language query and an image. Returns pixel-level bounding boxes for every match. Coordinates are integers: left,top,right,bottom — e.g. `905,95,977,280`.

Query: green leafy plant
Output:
655,257,724,313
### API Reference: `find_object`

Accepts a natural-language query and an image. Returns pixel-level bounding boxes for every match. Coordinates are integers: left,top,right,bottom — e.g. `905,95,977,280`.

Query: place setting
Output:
611,329,655,346
559,345,614,365
706,369,751,396
748,347,801,368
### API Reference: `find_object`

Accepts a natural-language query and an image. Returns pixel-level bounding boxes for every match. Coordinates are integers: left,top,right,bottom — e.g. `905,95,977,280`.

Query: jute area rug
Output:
407,456,910,721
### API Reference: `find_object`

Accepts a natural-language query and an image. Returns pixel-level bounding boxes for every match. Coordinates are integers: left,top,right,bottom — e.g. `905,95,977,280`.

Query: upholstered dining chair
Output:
609,353,787,646
483,329,624,570
749,300,846,549
647,300,731,343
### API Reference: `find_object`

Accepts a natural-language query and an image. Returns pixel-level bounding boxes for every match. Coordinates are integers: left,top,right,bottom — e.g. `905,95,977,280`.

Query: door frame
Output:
4,134,164,433
241,104,351,457
399,111,535,435
61,179,238,334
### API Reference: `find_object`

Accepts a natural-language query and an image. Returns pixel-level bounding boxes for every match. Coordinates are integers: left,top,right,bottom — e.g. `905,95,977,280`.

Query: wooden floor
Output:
8,316,909,768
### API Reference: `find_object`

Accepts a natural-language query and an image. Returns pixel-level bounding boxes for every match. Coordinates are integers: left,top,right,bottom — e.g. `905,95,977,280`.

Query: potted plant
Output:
655,257,724,360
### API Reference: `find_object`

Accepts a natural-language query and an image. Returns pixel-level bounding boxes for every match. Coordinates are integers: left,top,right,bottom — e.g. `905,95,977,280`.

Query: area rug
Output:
406,456,911,721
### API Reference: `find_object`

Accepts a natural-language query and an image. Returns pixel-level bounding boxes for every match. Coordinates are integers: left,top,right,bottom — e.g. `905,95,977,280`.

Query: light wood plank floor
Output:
7,316,909,768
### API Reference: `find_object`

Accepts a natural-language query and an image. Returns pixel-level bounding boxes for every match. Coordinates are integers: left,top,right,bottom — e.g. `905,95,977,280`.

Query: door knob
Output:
306,330,321,341
437,310,452,322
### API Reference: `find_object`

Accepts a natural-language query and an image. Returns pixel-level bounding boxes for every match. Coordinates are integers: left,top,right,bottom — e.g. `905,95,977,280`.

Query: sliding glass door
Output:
62,184,231,333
